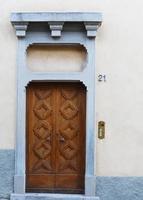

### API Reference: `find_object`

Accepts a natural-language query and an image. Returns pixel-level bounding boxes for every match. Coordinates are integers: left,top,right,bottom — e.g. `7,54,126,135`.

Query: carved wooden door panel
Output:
26,82,86,194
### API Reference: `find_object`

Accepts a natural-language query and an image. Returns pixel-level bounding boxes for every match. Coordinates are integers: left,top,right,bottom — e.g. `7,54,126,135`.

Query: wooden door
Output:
26,82,86,194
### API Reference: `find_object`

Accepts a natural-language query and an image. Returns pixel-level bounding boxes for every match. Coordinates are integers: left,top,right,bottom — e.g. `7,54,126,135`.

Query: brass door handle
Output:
59,137,65,142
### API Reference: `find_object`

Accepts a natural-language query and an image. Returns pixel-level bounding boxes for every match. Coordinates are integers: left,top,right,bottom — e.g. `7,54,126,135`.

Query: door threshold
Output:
10,193,100,200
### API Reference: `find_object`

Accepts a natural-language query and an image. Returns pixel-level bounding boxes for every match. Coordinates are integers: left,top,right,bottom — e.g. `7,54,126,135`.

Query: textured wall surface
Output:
0,150,14,199
96,177,143,200
0,0,143,176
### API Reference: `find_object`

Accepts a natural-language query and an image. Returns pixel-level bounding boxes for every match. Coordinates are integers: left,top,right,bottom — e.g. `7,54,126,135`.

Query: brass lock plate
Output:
98,121,105,139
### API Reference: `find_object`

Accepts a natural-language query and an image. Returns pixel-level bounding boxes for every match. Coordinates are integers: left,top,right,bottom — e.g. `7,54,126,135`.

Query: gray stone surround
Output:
10,12,102,199
1,150,143,200
0,150,14,199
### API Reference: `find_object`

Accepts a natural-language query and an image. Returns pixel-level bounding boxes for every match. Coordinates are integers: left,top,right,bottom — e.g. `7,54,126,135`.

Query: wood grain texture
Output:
26,82,86,194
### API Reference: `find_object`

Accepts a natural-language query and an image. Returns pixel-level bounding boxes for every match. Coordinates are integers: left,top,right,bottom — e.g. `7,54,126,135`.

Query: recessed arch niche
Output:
27,44,87,72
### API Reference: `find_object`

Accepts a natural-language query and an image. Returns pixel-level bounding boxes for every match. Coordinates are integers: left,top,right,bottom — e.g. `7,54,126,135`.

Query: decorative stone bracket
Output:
48,22,64,37
84,22,102,37
11,22,29,37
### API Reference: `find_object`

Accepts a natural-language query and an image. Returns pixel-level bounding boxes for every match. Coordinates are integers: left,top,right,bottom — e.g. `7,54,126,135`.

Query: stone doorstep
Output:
0,199,8,200
10,193,100,200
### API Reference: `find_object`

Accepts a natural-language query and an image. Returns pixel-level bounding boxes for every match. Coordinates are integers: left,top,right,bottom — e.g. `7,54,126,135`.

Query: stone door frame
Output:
10,12,102,200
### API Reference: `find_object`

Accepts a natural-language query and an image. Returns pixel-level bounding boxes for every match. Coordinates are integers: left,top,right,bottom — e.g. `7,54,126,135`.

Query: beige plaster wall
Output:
0,0,143,176
27,45,87,72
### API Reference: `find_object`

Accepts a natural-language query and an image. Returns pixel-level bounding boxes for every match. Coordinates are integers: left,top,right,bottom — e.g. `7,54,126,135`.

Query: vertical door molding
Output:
11,12,102,200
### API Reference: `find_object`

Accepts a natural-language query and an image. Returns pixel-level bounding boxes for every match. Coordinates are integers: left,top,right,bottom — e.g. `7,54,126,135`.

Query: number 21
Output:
98,75,106,82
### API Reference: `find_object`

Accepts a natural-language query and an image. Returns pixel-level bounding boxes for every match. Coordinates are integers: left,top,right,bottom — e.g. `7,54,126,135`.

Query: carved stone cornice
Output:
11,12,102,38
11,22,29,37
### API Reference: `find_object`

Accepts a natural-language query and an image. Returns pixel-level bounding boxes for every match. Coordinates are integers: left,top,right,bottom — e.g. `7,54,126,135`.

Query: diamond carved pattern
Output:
58,87,79,172
60,123,78,140
33,121,52,139
61,88,77,100
35,89,52,100
33,160,52,171
33,137,52,171
33,140,51,159
27,83,85,184
34,100,52,120
60,141,77,160
32,88,53,172
59,158,77,171
60,100,78,120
